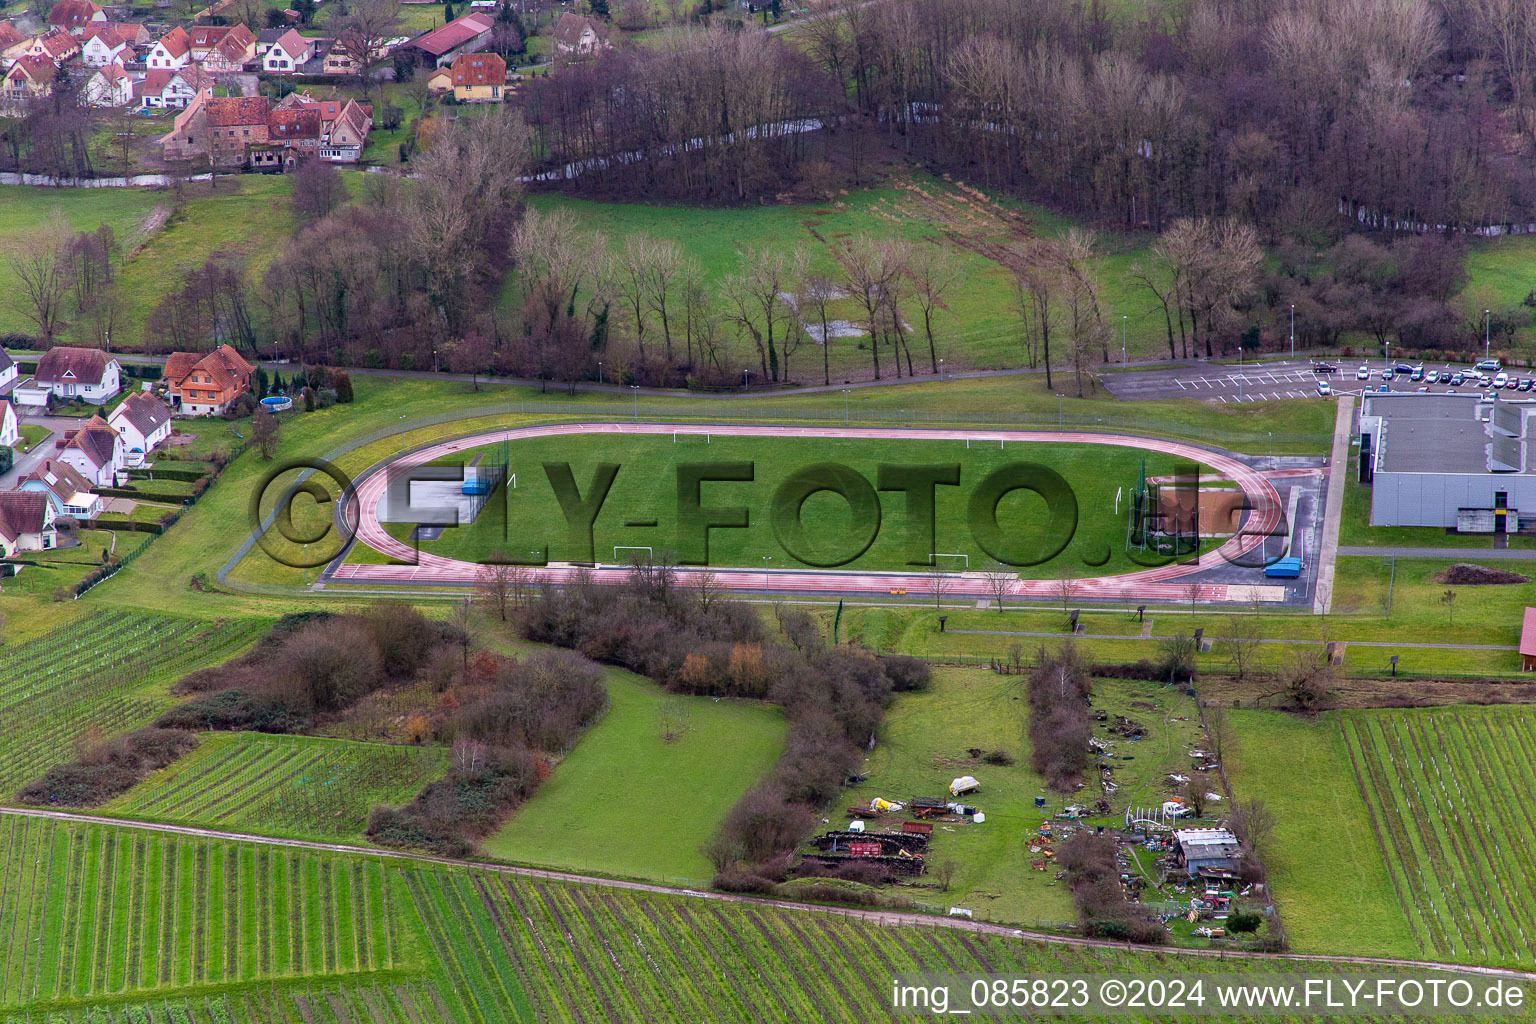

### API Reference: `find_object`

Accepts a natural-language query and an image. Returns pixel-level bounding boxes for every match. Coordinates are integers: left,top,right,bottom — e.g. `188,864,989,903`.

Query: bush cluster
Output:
520,569,929,880
1028,646,1093,793
158,604,450,731
1057,832,1166,944
19,728,199,807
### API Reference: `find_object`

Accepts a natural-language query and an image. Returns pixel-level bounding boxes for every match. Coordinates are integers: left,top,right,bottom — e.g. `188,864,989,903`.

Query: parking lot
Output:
1104,358,1530,403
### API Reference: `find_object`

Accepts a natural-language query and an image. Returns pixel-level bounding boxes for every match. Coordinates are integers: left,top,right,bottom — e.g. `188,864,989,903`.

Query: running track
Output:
327,423,1285,602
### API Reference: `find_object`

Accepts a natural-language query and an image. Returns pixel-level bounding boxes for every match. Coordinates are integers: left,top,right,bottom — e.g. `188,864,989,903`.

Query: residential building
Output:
450,50,503,102
200,24,255,72
160,91,269,164
0,350,16,394
83,61,133,106
46,0,106,33
162,345,255,416
0,491,56,556
135,65,210,108
263,106,319,161
78,23,132,66
26,29,80,63
147,25,191,69
277,92,372,162
551,12,610,56
33,347,121,405
57,415,124,487
254,27,284,56
0,23,29,63
0,399,16,449
398,11,492,67
108,391,173,460
2,56,55,105
10,379,51,409
16,459,101,520
425,64,451,94
262,28,312,72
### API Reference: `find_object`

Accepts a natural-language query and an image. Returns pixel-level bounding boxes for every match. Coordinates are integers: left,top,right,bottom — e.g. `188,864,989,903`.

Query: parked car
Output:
1450,372,1465,386
1378,384,1390,392
1381,368,1394,380
1426,370,1440,383
1520,379,1533,391
1417,386,1429,392
1477,358,1502,372
1396,362,1415,375
1494,372,1509,387
1316,380,1331,396
1357,365,1370,380
1507,377,1520,389
1410,366,1424,381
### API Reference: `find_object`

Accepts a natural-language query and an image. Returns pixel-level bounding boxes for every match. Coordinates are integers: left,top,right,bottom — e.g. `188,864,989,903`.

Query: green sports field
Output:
357,432,1209,576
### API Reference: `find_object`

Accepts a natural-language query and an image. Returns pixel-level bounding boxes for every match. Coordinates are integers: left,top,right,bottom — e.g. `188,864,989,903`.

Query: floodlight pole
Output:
630,384,639,422
1289,304,1294,359
842,388,851,424
1485,309,1492,359
1056,394,1063,430
1121,315,1127,364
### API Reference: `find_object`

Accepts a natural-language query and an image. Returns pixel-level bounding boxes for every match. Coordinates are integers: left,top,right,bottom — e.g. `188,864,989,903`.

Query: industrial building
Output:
1359,393,1536,532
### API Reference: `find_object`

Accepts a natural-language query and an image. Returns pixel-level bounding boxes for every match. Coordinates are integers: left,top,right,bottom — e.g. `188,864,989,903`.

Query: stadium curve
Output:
326,422,1285,602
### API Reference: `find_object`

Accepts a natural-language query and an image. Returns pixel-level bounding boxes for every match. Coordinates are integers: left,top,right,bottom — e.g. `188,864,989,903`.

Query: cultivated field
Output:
107,733,448,842
1340,706,1536,967
0,612,267,795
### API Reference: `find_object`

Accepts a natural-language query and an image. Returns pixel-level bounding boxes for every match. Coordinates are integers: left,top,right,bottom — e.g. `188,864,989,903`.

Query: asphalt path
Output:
1338,546,1536,560
3,804,1532,981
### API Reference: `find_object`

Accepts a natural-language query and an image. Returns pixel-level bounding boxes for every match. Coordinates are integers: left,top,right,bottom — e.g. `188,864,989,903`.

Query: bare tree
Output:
7,210,73,342
476,559,515,620
1441,588,1456,626
1180,775,1208,819
906,245,961,375
835,235,902,380
983,561,1014,612
801,274,839,386
1202,701,1232,764
333,0,402,106
1220,614,1262,681
929,559,950,609
643,239,686,364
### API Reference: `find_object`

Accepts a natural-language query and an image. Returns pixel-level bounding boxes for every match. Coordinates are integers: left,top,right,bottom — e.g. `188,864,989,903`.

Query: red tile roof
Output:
8,54,53,84
451,51,504,87
19,458,94,506
0,23,24,48
63,416,118,470
206,95,269,125
404,11,492,57
269,27,307,56
164,345,255,393
267,107,320,138
156,25,191,58
111,392,171,440
47,0,103,28
37,29,78,59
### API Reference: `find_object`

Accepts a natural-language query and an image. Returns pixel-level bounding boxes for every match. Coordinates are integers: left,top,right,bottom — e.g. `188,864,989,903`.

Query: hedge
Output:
128,466,208,482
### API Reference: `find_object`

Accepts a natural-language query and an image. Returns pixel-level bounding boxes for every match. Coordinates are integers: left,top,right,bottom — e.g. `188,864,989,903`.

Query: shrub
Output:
367,744,542,856
1227,911,1264,934
880,654,931,692
19,728,198,807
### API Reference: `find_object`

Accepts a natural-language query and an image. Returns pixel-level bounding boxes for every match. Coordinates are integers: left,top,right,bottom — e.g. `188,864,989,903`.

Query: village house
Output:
1171,828,1242,883
162,345,255,416
32,347,121,405
147,25,192,69
254,27,284,56
83,60,132,105
136,65,211,109
201,25,256,72
47,0,107,33
57,416,124,487
262,28,313,73
108,392,173,460
263,105,320,162
16,459,101,520
0,23,29,63
425,64,452,94
0,399,17,449
3,56,56,105
78,23,133,66
450,50,504,102
551,12,610,57
160,91,269,165
0,491,56,557
0,350,16,394
26,29,81,63
277,92,372,162
397,11,493,67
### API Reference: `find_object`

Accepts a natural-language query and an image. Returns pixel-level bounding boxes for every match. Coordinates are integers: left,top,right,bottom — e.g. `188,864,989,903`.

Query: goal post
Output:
927,553,968,569
613,545,653,563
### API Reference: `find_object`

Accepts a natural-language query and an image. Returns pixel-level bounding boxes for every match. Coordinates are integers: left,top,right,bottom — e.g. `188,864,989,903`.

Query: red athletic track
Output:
327,423,1284,601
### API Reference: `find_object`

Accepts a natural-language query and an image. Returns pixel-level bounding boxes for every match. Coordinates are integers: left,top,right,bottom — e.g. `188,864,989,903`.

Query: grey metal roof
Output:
1360,393,1536,474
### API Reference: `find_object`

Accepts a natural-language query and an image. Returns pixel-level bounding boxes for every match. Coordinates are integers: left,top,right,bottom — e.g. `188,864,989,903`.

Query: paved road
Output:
1104,359,1534,405
3,804,1532,980
947,627,1515,651
1313,396,1353,614
0,414,74,488
1338,546,1536,560
325,422,1285,603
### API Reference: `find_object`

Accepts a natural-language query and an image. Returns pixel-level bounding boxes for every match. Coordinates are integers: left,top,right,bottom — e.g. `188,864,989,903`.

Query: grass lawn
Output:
855,667,1207,932
376,432,1206,576
1340,451,1492,549
14,424,50,452
481,669,785,883
1224,708,1412,959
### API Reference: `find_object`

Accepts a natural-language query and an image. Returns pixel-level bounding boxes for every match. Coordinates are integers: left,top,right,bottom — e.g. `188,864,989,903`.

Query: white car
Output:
1357,365,1370,380
1495,372,1509,388
1426,370,1440,383
1316,380,1332,396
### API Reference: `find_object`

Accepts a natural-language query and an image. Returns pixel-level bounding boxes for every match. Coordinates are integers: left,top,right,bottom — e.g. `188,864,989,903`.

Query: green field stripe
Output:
466,875,564,1024
270,850,292,979
424,871,520,1022
347,862,366,974
572,890,685,1020
363,862,386,974
37,825,78,1002
324,858,346,976
20,822,63,1003
666,902,765,1024
393,870,475,1024
173,840,196,989
107,834,143,994
136,839,163,993
70,826,105,998
440,874,534,1022
496,878,594,1024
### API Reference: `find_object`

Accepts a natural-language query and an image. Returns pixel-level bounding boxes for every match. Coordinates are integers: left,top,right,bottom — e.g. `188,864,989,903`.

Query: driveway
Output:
1,413,73,488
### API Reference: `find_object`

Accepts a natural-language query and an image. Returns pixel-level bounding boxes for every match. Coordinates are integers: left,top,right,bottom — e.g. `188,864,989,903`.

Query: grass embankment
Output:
482,669,785,883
